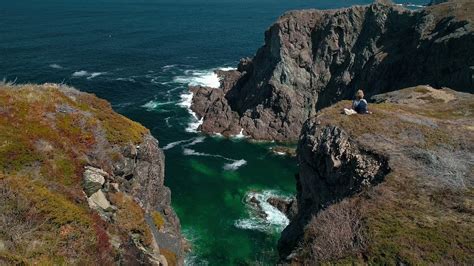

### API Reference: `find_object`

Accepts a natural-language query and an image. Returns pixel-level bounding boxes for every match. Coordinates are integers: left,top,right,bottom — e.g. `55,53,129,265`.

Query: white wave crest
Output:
174,67,236,133
116,77,136,82
173,67,236,89
88,72,104,79
163,136,204,151
174,70,220,88
232,128,246,139
142,100,176,111
186,117,203,133
184,136,206,147
183,148,213,157
178,91,204,133
72,70,106,79
234,190,290,233
49,64,63,69
72,70,88,77
163,138,194,150
142,100,158,110
178,91,192,107
223,159,247,171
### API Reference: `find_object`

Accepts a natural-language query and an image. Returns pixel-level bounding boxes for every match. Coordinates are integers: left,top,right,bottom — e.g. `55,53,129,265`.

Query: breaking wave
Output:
173,67,236,88
174,66,236,132
141,100,176,111
234,190,290,233
72,70,106,79
223,159,247,171
49,63,63,69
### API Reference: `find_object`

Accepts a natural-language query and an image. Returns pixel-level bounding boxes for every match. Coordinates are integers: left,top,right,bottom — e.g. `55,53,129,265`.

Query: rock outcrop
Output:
190,0,473,141
0,84,184,265
279,86,474,264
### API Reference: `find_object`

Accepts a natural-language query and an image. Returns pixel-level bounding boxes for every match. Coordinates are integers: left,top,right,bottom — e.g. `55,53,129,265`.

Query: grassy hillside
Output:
0,83,158,264
296,86,474,264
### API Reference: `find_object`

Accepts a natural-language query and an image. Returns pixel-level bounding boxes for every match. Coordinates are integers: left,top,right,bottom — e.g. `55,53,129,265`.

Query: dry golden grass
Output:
109,192,153,247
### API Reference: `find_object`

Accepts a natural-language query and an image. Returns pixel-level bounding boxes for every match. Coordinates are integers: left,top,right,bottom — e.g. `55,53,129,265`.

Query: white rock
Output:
87,190,111,211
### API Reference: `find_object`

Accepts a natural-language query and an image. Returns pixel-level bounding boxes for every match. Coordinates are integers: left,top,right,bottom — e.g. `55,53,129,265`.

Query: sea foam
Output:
141,100,176,111
234,190,290,233
72,70,106,79
223,159,247,171
175,67,236,133
173,67,237,89
163,136,204,150
49,64,63,69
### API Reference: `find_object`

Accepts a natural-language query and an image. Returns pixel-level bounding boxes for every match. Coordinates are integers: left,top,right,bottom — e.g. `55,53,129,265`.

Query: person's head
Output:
355,90,364,100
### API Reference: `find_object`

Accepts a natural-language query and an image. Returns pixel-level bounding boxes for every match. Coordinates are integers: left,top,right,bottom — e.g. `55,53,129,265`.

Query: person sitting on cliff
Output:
343,89,371,115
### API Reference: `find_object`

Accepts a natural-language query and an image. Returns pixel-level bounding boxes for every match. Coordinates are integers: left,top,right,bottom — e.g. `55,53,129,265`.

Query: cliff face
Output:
279,86,474,264
191,0,473,141
0,84,184,265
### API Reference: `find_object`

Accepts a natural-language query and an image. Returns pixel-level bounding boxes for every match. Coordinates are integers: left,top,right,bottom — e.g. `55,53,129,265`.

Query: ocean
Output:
0,0,428,264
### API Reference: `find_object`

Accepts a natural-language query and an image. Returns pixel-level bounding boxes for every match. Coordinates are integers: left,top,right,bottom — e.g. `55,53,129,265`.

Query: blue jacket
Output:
353,99,368,114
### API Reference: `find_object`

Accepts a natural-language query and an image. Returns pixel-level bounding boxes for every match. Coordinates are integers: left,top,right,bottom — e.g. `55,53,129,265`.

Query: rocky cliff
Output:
279,85,474,264
0,83,184,265
190,0,473,141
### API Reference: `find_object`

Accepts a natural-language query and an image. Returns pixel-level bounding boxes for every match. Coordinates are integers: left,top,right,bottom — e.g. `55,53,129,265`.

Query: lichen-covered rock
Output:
191,0,473,141
279,86,474,264
87,189,112,212
83,166,107,196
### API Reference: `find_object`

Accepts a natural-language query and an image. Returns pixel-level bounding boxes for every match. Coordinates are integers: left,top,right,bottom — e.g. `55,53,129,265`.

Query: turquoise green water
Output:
165,136,297,264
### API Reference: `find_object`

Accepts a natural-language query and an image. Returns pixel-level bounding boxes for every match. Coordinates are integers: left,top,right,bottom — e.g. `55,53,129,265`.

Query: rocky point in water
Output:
0,84,185,265
190,0,473,141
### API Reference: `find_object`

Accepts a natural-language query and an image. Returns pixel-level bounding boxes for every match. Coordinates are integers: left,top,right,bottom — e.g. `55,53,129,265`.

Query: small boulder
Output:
87,190,112,211
83,166,107,196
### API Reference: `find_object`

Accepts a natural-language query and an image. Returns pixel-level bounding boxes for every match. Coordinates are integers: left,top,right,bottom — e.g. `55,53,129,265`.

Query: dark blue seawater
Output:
0,0,428,264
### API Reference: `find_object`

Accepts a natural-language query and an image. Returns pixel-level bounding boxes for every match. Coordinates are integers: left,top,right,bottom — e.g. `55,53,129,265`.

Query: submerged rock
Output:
267,197,298,220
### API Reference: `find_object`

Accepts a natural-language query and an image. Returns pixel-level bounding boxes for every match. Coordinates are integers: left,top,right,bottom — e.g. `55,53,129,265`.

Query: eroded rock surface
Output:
191,0,473,141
